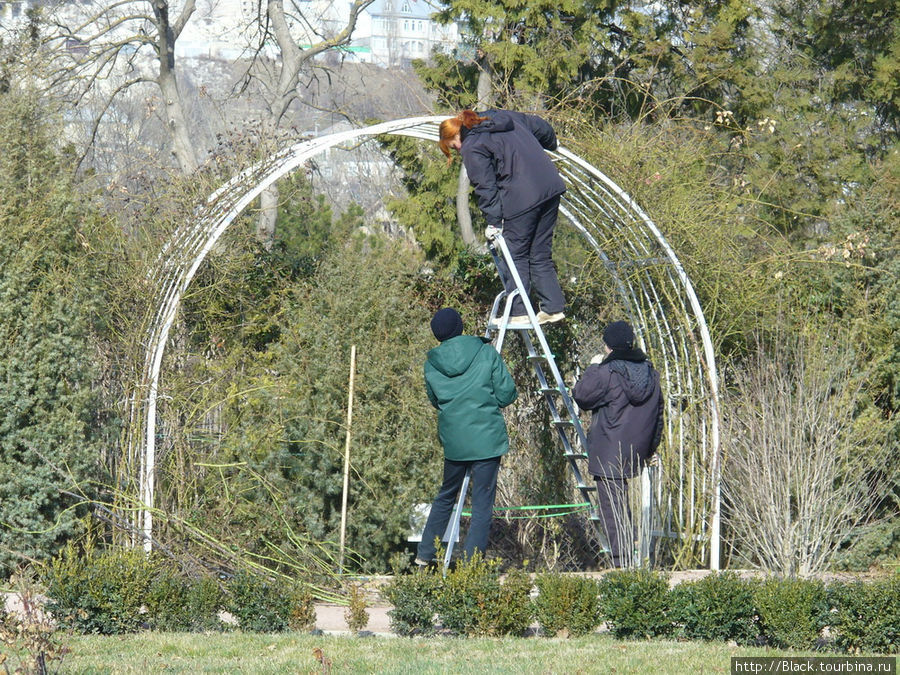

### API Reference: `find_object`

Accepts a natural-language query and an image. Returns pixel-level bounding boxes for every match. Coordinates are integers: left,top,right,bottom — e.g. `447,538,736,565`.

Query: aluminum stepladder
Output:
440,227,605,573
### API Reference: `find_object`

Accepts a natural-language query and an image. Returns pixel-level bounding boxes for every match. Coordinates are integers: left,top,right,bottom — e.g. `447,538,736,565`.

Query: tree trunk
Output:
157,70,198,174
455,52,494,248
250,0,374,249
152,0,199,174
456,167,476,246
258,185,278,248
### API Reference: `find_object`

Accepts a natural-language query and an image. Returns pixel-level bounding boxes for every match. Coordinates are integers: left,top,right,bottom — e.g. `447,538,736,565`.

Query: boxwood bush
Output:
226,571,298,632
534,573,602,637
828,575,900,654
383,567,442,636
754,577,829,650
597,569,672,639
669,571,758,644
144,574,225,632
493,567,535,637
44,543,159,634
44,543,227,634
435,554,532,637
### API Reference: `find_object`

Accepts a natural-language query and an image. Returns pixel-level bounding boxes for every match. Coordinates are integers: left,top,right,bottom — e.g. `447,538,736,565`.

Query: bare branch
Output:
722,328,889,576
75,76,152,172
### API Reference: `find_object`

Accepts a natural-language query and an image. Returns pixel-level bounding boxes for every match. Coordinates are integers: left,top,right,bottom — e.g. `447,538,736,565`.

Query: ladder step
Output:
576,483,596,492
539,386,565,395
564,452,588,460
552,419,574,427
487,319,533,330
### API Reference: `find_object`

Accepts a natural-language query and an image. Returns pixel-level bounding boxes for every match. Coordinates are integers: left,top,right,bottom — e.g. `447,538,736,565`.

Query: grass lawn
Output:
56,632,843,674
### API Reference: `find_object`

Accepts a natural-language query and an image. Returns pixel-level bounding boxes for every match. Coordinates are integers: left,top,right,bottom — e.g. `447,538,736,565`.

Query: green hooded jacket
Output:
424,335,518,461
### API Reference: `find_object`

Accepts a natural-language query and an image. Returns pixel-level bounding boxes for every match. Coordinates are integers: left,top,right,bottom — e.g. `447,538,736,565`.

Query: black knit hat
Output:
603,320,635,349
431,308,464,342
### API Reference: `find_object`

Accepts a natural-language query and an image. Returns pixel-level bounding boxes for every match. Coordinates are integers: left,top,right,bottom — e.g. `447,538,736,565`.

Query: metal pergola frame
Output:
124,116,722,568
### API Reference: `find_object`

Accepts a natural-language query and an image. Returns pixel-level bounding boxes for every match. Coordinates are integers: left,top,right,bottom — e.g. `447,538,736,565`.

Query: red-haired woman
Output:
439,109,567,326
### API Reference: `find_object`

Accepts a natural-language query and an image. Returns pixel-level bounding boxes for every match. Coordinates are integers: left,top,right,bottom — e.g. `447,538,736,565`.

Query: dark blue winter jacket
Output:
572,348,664,479
459,109,566,226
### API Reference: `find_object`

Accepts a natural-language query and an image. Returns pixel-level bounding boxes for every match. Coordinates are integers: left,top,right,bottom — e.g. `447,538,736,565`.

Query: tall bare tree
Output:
44,0,200,173
240,0,375,245
43,0,374,226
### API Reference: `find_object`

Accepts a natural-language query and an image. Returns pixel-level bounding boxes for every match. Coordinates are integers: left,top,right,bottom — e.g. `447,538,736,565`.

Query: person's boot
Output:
536,310,566,324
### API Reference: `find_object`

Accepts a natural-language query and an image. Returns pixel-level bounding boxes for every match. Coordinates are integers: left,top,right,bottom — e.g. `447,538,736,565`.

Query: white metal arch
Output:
126,115,722,568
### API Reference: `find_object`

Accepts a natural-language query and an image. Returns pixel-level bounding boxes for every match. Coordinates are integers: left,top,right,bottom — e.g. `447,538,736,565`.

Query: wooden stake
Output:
338,345,356,573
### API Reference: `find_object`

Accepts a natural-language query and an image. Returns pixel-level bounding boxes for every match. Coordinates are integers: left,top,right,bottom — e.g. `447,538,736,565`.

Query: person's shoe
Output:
506,315,533,329
536,310,566,325
414,557,438,571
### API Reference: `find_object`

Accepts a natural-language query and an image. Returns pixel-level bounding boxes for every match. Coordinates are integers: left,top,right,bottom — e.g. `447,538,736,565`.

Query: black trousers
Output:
596,477,634,568
417,456,502,562
499,196,566,316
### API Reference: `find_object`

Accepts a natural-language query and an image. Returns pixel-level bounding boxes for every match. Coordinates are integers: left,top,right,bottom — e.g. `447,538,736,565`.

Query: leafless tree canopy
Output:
722,329,889,576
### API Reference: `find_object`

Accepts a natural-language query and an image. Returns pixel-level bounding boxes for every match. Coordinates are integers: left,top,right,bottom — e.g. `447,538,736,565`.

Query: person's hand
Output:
646,453,660,467
484,225,502,241
589,353,604,365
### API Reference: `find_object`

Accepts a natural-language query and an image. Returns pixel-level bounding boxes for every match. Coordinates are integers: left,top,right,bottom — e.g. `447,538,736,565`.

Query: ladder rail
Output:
441,467,471,573
486,231,589,449
484,231,602,520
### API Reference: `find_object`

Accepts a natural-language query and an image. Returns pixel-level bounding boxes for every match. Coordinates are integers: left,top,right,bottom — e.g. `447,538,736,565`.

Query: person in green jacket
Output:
416,308,518,566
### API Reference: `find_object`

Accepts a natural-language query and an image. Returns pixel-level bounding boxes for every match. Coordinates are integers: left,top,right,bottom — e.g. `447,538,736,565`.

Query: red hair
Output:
438,110,488,163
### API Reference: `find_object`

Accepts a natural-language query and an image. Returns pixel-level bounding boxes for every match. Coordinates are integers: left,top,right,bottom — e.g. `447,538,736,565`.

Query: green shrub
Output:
597,569,672,639
669,572,758,644
288,584,317,632
828,575,900,654
188,576,228,631
534,573,602,637
44,544,228,635
145,574,224,632
493,568,535,637
434,554,498,636
383,568,441,636
44,544,158,634
143,572,190,631
344,583,369,634
435,554,532,637
754,577,829,650
226,571,293,632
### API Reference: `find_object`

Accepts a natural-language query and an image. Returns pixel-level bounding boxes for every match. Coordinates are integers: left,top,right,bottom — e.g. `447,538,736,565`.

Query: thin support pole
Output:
338,345,357,572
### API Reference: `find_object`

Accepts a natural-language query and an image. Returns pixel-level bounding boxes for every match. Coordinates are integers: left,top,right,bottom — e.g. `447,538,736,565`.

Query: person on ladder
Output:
416,308,518,567
439,109,567,327
571,321,664,568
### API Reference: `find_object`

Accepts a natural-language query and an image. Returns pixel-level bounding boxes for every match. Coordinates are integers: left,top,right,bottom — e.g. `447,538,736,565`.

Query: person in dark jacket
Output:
439,109,567,327
572,320,663,568
416,307,518,565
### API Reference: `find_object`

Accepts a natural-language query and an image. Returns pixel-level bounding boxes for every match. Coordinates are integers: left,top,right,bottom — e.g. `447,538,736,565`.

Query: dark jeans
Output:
596,477,634,568
417,456,502,562
499,195,566,316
